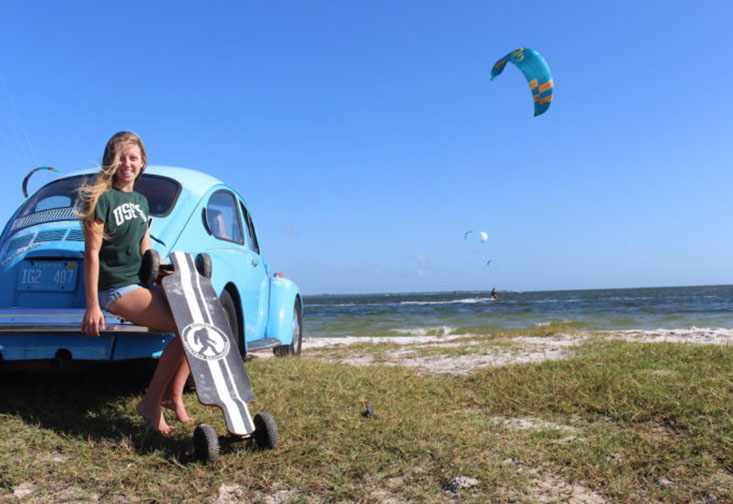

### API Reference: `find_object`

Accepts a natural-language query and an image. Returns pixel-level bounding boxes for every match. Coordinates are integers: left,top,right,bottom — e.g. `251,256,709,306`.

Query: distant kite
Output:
464,230,489,243
491,47,554,117
22,166,62,197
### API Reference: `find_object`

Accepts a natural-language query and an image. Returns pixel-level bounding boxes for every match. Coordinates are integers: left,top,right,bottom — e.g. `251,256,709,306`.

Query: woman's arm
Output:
140,228,152,256
82,221,105,337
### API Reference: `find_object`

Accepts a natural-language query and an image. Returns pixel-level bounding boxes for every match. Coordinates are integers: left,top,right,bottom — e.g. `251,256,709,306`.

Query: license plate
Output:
17,260,79,292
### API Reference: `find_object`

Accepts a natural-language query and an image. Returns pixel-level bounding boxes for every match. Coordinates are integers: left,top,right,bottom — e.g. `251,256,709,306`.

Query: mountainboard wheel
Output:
253,412,279,450
195,253,212,279
140,249,160,287
193,423,219,462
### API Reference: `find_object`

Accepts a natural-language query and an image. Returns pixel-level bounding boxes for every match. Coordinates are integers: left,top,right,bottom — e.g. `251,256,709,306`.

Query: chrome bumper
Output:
0,308,171,361
0,308,148,333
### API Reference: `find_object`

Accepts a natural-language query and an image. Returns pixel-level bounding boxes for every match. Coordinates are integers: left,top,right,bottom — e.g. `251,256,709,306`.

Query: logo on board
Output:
181,322,230,361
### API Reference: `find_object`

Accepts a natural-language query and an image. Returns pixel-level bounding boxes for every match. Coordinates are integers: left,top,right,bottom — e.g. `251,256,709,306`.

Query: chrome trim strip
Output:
0,325,152,333
0,309,151,333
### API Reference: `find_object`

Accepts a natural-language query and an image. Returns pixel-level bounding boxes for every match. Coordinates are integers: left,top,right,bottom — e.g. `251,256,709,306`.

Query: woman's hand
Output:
154,258,174,286
81,306,106,337
158,259,174,277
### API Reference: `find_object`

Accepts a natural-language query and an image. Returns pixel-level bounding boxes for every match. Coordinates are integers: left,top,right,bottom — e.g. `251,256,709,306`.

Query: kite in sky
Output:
464,230,489,242
22,166,62,197
490,47,554,117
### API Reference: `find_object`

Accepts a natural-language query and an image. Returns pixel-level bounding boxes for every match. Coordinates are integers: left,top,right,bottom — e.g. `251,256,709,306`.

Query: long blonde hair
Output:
76,131,148,234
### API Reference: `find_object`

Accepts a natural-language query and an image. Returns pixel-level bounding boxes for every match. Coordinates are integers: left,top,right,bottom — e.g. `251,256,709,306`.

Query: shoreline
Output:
304,326,733,349
295,327,733,376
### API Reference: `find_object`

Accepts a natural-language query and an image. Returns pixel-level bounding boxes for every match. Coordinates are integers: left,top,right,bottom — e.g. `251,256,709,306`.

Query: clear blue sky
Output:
1,1,731,294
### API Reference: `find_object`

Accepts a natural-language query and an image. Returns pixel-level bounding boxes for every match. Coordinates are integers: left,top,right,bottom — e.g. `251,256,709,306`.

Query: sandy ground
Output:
298,327,733,376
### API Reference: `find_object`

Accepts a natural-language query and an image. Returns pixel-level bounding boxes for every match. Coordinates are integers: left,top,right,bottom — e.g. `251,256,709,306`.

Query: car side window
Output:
206,191,243,244
240,201,260,254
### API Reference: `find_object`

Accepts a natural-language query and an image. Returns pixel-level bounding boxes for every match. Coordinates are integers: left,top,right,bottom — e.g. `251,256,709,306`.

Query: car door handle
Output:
251,259,259,267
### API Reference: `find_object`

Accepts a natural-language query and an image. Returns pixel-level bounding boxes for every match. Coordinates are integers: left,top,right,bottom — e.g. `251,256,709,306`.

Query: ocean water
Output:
302,285,733,339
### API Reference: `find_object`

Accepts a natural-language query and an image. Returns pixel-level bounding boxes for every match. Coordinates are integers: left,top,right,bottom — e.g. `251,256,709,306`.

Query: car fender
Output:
266,276,301,345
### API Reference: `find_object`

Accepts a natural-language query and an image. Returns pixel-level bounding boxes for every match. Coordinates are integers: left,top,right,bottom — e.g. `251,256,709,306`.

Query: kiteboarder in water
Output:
491,288,499,301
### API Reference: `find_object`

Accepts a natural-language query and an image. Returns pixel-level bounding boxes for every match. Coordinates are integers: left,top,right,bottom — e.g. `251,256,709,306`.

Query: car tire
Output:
220,289,245,361
273,298,302,357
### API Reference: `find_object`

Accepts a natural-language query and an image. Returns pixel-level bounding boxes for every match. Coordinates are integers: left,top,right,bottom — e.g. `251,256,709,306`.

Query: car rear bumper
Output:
0,308,172,361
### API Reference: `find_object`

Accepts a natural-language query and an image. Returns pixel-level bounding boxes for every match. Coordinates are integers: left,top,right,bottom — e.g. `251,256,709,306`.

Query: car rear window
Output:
11,174,181,232
134,175,181,217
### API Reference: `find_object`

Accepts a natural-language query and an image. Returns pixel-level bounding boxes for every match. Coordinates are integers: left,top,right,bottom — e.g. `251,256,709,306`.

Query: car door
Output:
205,190,268,342
238,199,269,341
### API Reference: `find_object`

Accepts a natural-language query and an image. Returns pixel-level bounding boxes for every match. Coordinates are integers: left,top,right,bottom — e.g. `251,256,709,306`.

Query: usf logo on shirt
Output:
112,203,147,226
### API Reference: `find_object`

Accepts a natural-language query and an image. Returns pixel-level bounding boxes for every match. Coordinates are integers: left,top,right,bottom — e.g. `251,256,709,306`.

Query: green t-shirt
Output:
94,188,150,291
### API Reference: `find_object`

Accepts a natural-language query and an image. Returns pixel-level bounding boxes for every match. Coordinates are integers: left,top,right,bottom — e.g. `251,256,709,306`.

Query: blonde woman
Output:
77,131,191,435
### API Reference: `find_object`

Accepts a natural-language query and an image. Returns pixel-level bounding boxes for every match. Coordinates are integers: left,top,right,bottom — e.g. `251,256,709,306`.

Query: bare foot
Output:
161,396,193,424
136,400,174,435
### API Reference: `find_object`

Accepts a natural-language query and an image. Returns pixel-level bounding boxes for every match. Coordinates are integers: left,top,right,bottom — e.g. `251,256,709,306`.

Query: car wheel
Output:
273,298,302,357
220,289,245,361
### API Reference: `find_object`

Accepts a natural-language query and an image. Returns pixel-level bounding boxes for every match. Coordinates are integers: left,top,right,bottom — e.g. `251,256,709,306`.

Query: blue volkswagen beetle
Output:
0,166,302,368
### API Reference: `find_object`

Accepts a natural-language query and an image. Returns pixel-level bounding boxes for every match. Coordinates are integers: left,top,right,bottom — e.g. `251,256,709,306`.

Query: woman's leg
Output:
162,358,193,423
108,287,190,434
137,338,183,435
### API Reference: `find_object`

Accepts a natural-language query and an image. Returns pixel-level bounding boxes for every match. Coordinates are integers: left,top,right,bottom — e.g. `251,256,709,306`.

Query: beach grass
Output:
0,329,730,503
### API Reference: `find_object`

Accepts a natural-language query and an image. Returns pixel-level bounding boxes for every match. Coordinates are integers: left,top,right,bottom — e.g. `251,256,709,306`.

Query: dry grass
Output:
0,327,731,503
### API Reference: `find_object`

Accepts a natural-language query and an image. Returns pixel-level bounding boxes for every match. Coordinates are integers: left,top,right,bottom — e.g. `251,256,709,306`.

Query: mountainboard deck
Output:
161,251,255,435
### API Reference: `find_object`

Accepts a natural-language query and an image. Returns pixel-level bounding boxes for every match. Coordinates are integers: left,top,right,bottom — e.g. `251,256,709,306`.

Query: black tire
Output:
140,249,160,287
273,298,302,357
253,412,279,450
219,289,245,361
193,423,219,462
195,253,212,278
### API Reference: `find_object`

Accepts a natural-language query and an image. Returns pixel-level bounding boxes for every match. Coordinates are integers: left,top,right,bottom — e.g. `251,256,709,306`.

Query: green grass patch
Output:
0,332,730,503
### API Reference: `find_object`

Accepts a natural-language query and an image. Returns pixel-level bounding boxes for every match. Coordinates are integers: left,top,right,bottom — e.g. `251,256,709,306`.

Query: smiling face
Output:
113,143,144,190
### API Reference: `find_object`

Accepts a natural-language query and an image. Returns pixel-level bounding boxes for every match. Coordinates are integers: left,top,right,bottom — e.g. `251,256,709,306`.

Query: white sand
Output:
299,327,732,376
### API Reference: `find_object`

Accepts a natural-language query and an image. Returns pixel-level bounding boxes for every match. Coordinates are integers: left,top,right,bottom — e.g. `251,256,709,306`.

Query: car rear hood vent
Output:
36,229,68,242
65,229,84,241
5,227,85,254
6,234,33,253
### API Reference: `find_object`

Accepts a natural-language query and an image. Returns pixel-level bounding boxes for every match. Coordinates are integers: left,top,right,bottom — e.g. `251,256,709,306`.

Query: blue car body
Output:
0,166,302,366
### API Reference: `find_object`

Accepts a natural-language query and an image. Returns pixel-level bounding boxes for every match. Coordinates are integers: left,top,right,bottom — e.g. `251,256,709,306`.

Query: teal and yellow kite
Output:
491,48,553,117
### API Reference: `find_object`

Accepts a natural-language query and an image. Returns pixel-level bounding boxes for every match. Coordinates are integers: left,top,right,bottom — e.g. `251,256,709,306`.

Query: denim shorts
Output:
99,284,142,311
